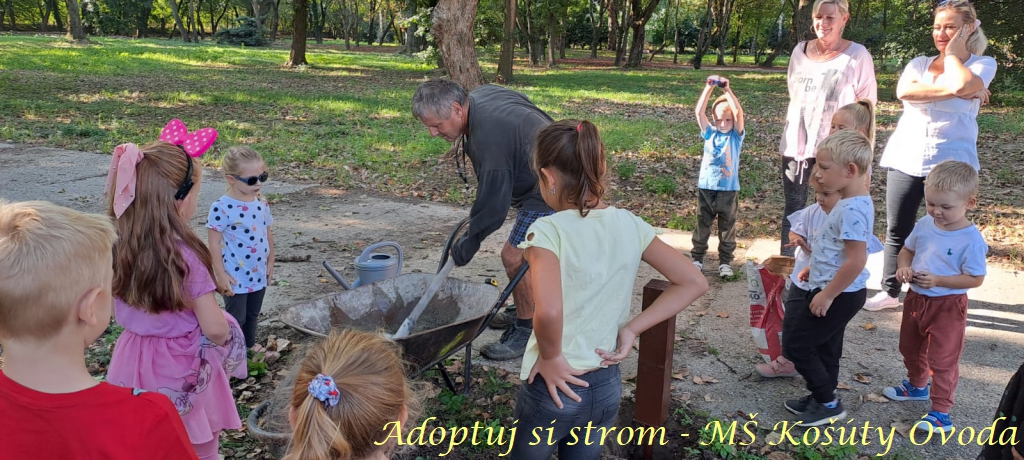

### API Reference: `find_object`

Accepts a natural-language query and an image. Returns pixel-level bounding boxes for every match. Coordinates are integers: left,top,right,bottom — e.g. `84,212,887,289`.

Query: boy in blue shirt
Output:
882,160,987,434
692,75,745,278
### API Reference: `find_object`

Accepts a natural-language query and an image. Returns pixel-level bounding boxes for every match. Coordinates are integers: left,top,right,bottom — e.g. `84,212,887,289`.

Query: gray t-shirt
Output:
809,195,874,292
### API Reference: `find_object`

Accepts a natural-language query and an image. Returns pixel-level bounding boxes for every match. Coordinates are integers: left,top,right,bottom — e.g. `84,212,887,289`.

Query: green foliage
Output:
643,175,678,195
248,351,269,377
792,442,858,460
616,161,637,180
666,214,694,231
214,17,268,47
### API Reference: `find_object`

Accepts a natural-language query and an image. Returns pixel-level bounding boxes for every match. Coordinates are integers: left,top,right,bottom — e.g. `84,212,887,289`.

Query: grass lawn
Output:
2,35,1022,266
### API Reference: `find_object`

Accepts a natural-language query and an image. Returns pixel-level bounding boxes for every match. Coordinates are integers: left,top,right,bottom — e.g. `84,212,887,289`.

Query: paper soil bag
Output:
747,260,787,363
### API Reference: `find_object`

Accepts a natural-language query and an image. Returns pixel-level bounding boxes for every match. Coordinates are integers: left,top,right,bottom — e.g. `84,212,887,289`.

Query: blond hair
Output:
710,95,732,122
285,330,419,460
0,201,116,341
817,130,872,176
935,0,988,55
835,99,876,150
222,145,265,177
925,160,979,200
813,0,850,17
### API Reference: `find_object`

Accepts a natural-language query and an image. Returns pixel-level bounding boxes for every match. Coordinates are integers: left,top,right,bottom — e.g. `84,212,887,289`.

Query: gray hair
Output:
412,79,468,120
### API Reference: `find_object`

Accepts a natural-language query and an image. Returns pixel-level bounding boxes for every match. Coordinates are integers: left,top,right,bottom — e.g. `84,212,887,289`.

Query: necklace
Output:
815,38,842,56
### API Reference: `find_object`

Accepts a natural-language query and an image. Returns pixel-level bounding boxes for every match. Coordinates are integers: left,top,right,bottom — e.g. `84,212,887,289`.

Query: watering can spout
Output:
324,242,404,290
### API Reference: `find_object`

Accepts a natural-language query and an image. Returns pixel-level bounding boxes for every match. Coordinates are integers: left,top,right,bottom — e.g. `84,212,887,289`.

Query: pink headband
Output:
159,119,218,158
105,143,144,218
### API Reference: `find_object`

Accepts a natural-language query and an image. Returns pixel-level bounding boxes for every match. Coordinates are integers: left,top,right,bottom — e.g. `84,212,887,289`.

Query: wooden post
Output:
633,279,674,459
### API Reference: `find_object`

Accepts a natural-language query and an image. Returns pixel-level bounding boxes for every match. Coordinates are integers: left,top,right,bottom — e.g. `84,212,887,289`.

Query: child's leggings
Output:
900,290,968,413
224,288,266,348
509,365,620,460
193,431,220,460
782,287,866,404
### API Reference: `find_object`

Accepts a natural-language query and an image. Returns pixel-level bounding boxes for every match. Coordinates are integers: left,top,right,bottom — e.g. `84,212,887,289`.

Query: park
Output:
1,0,1023,458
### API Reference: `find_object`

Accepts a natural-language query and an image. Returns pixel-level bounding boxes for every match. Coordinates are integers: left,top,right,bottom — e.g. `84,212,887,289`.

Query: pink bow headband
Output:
105,120,218,218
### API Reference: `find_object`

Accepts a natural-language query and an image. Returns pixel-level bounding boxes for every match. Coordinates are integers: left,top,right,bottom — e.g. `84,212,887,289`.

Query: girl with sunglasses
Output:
207,146,275,350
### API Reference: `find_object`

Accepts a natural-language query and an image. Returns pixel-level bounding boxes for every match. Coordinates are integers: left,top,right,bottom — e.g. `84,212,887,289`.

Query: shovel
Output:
389,258,456,340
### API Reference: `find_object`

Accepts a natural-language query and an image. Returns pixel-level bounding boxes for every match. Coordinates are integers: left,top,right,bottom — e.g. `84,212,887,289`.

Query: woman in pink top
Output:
779,0,877,255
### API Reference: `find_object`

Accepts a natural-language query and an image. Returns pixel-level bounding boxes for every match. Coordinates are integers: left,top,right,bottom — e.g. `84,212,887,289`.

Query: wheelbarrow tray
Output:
279,273,499,375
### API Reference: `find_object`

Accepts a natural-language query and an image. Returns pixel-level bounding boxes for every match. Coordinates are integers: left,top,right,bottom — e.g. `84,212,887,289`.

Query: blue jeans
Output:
509,365,621,460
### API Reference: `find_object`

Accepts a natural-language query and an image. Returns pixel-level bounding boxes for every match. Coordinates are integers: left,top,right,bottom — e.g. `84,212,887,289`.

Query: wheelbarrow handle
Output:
438,217,471,273
475,261,529,341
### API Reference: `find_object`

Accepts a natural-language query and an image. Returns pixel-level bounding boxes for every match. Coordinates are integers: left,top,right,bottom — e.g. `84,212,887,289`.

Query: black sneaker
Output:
785,394,813,415
480,324,532,360
488,304,517,330
796,399,847,427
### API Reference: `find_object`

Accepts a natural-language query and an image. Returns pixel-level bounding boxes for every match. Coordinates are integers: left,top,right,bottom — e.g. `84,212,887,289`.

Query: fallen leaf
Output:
862,393,889,403
853,373,872,384
704,393,714,402
716,312,730,318
892,419,915,438
767,453,794,460
672,372,685,380
837,382,852,390
863,322,877,331
693,375,718,385
678,392,692,402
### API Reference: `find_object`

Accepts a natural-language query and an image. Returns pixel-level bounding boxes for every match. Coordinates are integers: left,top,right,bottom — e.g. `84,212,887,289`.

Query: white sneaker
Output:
719,264,734,278
693,260,703,271
863,292,899,311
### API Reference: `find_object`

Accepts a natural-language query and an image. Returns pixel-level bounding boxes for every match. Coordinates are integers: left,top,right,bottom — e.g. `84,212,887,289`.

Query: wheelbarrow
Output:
278,218,527,394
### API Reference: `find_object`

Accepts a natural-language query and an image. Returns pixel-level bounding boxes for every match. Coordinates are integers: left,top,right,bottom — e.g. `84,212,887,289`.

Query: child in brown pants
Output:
882,160,987,434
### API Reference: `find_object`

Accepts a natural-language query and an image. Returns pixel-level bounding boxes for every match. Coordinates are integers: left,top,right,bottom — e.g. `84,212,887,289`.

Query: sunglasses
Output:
230,172,269,186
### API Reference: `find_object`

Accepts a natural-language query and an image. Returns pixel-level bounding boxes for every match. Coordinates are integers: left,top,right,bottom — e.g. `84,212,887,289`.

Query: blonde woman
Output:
778,0,878,255
865,0,996,311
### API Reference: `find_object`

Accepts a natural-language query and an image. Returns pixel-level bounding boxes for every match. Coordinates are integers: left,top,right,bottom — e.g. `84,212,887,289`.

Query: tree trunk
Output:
672,0,679,63
731,22,741,63
287,0,309,66
715,0,735,65
608,0,619,51
399,0,418,54
167,0,189,41
189,0,203,40
496,0,516,83
432,0,485,91
269,0,280,42
546,9,557,67
763,0,810,67
612,4,629,65
691,0,712,69
352,0,360,46
623,0,661,68
64,0,88,41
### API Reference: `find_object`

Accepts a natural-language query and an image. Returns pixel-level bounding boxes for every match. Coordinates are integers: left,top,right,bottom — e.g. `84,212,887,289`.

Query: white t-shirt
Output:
880,54,998,177
809,196,874,292
905,215,987,297
781,41,878,160
516,207,656,380
206,195,274,294
790,202,883,291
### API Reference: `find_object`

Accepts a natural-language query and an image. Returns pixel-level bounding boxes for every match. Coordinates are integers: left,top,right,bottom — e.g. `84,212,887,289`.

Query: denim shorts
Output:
507,209,555,248
509,365,621,460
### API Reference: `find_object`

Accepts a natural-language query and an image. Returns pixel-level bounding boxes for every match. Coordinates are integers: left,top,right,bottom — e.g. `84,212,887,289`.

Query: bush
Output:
213,17,268,47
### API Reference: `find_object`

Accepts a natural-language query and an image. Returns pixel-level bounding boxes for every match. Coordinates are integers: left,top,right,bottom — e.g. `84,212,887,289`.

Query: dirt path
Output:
3,142,1022,459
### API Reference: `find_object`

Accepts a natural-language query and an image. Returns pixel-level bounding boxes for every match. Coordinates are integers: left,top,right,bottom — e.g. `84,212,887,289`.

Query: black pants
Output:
224,288,266,348
782,286,867,403
691,188,738,265
780,157,816,256
882,169,927,298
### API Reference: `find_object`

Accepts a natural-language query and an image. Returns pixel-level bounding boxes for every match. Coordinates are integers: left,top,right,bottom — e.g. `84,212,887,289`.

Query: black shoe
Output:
480,324,532,361
796,399,847,427
785,394,813,415
488,304,517,330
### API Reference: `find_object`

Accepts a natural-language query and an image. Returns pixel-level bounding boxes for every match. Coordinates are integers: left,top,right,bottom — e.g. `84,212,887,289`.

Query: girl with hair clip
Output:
829,98,876,189
509,120,708,459
866,0,997,312
106,120,247,460
285,329,418,460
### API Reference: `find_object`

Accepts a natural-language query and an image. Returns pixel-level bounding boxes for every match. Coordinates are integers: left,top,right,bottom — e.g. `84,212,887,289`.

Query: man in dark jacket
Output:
412,79,554,361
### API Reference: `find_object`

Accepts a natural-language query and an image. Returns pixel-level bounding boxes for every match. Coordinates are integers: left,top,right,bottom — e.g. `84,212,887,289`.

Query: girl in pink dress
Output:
105,122,247,460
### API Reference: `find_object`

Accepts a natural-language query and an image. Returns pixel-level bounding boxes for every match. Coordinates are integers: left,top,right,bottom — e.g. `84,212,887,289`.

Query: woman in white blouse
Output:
864,0,996,311
778,0,877,255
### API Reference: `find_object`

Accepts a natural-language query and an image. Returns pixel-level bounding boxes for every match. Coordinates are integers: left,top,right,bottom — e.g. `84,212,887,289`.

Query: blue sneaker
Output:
912,411,954,434
883,380,930,401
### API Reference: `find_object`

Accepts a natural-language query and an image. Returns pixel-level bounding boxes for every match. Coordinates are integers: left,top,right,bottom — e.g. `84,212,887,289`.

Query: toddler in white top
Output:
882,160,986,434
207,146,275,349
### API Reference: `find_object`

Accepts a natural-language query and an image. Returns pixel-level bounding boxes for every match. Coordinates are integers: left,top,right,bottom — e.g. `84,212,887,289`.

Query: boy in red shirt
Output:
0,200,198,460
